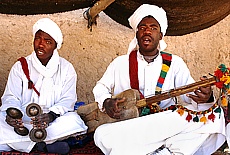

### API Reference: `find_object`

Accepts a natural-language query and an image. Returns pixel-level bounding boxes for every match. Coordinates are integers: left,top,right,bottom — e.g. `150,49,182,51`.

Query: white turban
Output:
33,18,63,49
128,4,168,54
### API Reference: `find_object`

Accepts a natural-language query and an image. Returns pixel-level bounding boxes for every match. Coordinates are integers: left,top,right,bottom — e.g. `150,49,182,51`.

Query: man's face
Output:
136,16,163,55
33,30,57,65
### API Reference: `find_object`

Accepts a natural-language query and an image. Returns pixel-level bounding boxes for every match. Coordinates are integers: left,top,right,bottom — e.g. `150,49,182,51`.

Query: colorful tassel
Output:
214,107,221,113
221,96,228,107
208,112,216,122
177,108,184,116
186,112,192,122
214,106,222,119
193,115,199,122
200,115,207,124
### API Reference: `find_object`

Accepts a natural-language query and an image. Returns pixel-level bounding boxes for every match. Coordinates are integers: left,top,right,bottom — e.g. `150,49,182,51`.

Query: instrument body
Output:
77,89,140,133
77,77,218,133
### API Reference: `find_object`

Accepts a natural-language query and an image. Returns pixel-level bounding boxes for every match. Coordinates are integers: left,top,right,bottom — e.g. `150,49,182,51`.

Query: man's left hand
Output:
30,113,53,129
187,76,213,104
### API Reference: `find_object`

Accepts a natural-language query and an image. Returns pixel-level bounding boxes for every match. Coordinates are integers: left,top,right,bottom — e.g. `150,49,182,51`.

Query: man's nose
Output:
38,39,45,47
144,27,152,34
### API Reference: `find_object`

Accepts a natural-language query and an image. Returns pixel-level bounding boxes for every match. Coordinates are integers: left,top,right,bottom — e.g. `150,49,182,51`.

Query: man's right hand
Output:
103,98,125,119
5,115,24,128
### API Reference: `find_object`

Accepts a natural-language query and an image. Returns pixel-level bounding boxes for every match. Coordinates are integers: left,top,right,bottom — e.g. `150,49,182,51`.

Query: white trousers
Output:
225,123,230,149
0,144,12,152
0,112,87,153
94,110,226,155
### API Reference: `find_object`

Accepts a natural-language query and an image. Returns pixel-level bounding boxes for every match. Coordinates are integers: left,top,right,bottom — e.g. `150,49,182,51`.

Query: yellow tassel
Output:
200,115,207,124
177,109,184,116
221,96,228,107
220,75,230,85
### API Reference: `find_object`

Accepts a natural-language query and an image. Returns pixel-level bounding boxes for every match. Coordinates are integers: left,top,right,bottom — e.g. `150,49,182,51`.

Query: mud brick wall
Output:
0,9,229,105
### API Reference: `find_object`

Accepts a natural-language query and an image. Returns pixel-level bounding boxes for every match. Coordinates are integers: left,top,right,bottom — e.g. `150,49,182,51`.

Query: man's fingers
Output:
114,97,125,112
187,94,202,103
199,86,211,94
117,97,126,102
112,112,121,119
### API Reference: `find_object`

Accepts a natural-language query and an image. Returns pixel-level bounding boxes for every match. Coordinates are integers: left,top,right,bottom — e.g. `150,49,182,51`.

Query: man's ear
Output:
135,30,139,40
160,32,163,40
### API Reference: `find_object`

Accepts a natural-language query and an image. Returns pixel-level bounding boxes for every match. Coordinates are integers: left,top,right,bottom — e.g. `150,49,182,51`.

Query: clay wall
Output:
0,9,229,104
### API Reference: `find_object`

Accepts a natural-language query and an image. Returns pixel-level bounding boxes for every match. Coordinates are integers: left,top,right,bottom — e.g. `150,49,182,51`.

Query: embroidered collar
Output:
129,50,172,98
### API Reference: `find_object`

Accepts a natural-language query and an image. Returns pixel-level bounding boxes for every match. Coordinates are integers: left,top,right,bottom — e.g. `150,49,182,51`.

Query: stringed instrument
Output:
77,65,230,133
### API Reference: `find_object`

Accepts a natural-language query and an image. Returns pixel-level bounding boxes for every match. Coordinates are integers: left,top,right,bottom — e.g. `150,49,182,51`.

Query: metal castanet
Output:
26,103,47,142
6,107,29,136
77,77,217,133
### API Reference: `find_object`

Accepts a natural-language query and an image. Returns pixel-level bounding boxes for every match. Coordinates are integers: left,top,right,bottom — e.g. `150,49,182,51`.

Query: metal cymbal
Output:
26,103,42,117
6,107,29,136
14,127,29,136
6,107,23,119
26,103,47,142
29,128,47,142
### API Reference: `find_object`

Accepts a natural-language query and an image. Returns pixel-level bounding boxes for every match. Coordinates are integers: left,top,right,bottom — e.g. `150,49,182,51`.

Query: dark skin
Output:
30,113,54,129
103,16,212,119
6,30,57,129
5,115,24,128
5,113,53,129
33,30,57,66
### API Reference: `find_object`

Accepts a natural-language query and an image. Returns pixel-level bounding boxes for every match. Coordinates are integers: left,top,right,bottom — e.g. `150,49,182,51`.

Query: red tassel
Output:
186,112,192,122
208,112,216,122
28,80,33,89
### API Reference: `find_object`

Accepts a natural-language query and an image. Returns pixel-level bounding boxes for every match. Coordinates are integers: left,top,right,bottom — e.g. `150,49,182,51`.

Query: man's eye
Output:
140,27,145,30
138,26,144,30
46,41,51,44
151,27,157,30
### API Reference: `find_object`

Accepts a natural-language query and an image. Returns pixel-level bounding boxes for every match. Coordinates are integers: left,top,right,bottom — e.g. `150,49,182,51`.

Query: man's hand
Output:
103,98,126,119
30,113,53,129
5,115,24,128
187,76,213,104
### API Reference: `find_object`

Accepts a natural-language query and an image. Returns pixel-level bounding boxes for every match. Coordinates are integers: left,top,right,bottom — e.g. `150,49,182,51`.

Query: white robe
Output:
0,52,87,152
93,51,226,155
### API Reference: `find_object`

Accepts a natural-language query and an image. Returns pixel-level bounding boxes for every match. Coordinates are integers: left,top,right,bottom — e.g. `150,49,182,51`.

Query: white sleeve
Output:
1,62,24,112
93,60,117,111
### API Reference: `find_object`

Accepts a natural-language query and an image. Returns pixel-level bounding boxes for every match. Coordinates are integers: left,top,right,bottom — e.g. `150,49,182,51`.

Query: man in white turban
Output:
0,18,87,154
93,4,225,155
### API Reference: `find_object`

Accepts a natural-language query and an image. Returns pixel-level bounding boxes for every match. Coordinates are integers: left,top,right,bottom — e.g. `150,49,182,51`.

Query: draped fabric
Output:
30,50,60,113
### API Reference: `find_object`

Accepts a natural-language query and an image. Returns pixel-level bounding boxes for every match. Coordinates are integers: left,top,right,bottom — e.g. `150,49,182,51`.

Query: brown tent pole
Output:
84,0,115,31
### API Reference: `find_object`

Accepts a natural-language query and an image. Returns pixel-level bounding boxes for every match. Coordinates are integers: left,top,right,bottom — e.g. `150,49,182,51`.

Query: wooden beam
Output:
84,0,115,31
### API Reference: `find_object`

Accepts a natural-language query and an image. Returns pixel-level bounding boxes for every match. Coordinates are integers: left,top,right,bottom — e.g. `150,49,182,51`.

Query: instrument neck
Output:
136,77,216,108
